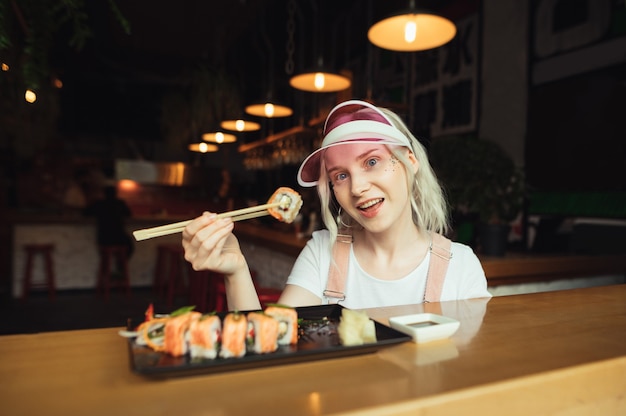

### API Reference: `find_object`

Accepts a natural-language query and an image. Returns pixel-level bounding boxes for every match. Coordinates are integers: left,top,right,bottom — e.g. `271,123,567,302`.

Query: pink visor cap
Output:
297,100,411,187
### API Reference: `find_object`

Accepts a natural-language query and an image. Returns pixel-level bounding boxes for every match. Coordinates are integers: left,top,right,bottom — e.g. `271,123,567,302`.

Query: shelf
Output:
237,125,316,153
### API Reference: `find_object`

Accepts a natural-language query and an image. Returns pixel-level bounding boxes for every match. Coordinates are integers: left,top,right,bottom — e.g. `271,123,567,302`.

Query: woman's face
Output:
324,143,418,234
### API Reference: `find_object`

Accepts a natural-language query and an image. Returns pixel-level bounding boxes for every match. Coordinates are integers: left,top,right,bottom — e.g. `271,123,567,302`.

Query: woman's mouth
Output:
357,198,383,211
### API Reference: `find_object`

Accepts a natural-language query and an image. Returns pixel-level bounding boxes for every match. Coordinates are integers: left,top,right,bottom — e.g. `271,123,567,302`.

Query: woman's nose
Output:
350,171,370,195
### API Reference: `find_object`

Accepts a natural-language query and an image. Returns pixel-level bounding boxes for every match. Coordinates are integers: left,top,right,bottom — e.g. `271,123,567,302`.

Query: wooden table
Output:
1,285,625,415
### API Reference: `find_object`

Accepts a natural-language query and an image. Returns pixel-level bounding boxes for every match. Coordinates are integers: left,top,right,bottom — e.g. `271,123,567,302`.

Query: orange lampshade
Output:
245,102,293,118
188,142,219,153
219,119,261,132
290,71,351,93
368,5,456,52
202,132,237,144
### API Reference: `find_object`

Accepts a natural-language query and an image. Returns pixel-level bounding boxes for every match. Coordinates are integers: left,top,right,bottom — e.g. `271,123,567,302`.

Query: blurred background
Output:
1,0,626,298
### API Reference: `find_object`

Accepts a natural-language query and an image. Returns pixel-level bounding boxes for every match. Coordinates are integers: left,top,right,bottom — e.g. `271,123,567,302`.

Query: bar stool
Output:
21,244,56,301
97,245,131,300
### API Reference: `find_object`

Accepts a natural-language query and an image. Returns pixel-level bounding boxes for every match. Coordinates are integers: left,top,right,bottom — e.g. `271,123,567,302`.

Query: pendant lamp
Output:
289,0,351,93
246,8,293,119
245,101,293,118
368,1,456,52
220,119,261,132
290,59,351,92
188,142,219,153
202,131,237,144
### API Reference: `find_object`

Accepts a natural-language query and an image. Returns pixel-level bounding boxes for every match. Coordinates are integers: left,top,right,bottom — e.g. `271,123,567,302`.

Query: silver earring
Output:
337,207,351,228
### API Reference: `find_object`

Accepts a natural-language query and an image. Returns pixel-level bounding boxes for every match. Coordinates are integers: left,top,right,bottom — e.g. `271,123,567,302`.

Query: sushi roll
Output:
189,314,221,359
136,317,169,352
264,305,298,345
246,312,279,354
163,311,201,357
219,312,247,358
267,187,303,224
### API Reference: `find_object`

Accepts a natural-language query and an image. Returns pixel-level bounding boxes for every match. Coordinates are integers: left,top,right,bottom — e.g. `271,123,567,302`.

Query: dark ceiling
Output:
53,0,468,142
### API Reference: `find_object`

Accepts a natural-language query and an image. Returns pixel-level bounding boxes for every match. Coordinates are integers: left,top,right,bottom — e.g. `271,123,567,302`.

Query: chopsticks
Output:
132,201,282,241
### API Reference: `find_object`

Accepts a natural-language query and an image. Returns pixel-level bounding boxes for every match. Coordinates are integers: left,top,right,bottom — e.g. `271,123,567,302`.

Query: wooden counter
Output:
482,252,626,286
1,285,625,415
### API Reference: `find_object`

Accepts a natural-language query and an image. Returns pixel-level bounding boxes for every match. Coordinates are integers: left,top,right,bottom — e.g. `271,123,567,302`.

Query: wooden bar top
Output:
481,252,626,286
1,285,625,415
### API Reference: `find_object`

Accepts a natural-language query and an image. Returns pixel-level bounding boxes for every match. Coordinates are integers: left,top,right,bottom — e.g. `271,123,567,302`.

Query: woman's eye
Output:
366,158,378,167
335,172,348,182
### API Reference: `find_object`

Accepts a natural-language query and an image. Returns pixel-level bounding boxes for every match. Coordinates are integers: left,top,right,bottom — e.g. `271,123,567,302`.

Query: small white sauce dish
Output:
389,313,460,344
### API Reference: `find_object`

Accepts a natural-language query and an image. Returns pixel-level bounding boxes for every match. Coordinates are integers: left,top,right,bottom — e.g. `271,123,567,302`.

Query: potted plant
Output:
429,135,526,256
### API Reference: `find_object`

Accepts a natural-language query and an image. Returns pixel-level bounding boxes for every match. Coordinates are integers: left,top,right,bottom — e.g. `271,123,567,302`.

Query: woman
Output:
182,100,491,310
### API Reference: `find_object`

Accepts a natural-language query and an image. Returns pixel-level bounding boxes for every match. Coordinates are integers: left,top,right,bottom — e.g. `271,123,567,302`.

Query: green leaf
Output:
169,305,196,317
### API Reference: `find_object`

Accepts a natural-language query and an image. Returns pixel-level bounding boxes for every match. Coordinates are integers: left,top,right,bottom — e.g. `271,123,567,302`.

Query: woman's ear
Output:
407,150,419,175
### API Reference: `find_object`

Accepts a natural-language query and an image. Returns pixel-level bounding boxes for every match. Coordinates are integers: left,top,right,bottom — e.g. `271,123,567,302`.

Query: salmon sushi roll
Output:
189,314,221,359
264,305,298,345
219,312,247,358
246,312,279,354
267,187,303,224
164,311,201,357
136,317,169,352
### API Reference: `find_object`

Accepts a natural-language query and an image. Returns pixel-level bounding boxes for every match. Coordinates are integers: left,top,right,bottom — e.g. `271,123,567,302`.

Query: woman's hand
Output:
182,212,261,311
182,212,244,275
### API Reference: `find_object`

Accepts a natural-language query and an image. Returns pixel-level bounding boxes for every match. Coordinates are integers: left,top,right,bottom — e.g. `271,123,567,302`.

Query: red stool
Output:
207,271,281,312
97,245,131,300
21,244,56,300
257,286,282,308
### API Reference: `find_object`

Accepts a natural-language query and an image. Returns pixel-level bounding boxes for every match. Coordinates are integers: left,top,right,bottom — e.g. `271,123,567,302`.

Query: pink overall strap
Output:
423,232,453,303
323,233,352,302
324,231,453,304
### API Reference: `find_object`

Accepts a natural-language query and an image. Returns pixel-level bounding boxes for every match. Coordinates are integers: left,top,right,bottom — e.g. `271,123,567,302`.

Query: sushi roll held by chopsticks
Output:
132,187,303,241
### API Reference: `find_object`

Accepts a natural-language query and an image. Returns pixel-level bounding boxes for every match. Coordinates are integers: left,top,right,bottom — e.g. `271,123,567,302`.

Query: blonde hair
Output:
317,106,449,246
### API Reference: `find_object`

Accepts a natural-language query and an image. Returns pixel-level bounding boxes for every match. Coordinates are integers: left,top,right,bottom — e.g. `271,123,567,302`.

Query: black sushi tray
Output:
126,304,411,378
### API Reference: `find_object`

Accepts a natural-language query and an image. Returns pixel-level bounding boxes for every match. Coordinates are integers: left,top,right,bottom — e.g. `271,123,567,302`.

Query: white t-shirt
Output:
286,230,492,309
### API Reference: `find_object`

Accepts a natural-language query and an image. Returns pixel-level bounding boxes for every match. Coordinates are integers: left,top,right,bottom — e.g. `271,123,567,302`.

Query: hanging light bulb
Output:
314,73,325,90
404,20,417,43
368,1,456,52
25,89,37,103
